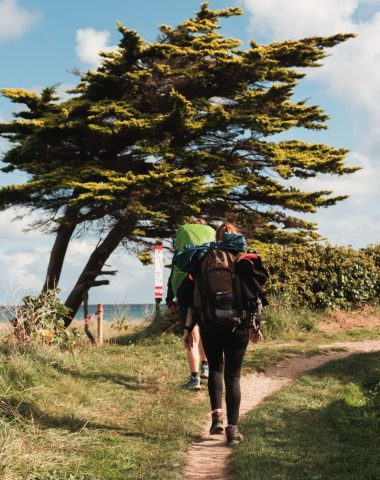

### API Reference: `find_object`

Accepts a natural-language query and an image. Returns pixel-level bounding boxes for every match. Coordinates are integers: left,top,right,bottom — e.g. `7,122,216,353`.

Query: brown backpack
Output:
194,249,243,327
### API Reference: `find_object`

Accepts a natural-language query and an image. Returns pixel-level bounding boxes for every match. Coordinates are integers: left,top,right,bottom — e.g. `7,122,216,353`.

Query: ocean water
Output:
75,304,158,322
0,304,164,323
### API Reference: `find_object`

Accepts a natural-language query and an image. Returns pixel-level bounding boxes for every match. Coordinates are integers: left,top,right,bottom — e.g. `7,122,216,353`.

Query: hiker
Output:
177,222,269,445
166,219,216,390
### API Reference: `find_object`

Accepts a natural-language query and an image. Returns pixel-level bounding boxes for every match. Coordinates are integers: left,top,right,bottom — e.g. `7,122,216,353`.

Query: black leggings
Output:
200,324,249,425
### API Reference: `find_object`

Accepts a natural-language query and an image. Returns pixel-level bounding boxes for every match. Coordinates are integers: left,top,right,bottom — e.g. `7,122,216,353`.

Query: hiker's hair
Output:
190,217,207,225
216,222,238,241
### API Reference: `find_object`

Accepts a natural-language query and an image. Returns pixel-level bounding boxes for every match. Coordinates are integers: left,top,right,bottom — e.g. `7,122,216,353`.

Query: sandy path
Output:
182,339,380,480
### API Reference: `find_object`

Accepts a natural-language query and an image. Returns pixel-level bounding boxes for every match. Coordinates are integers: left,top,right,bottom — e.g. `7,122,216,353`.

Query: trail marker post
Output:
154,241,163,313
97,304,104,345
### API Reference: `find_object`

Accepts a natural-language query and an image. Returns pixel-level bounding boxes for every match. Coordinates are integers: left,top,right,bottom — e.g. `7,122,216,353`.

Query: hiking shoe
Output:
183,375,201,390
225,425,243,446
200,363,209,379
210,411,224,435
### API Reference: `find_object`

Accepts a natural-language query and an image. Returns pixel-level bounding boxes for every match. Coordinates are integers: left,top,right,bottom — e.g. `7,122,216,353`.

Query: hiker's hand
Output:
167,301,177,313
183,330,194,350
250,329,263,344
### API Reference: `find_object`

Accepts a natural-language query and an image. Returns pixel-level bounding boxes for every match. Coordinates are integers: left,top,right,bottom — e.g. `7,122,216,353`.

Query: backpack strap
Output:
231,268,244,321
195,268,210,326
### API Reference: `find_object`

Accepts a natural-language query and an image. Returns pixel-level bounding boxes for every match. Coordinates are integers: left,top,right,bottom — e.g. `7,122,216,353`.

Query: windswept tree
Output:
0,3,356,322
0,87,207,319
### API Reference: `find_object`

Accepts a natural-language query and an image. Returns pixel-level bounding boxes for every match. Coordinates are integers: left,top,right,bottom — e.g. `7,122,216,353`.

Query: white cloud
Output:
309,13,380,120
241,0,380,246
297,151,378,203
0,213,48,301
75,28,117,68
0,137,9,156
0,209,45,241
0,0,40,42
241,0,356,38
241,0,380,120
0,210,165,304
0,250,44,293
59,239,166,304
312,207,380,246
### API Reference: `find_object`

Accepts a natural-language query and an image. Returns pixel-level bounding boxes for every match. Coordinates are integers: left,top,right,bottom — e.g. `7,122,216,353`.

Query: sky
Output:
0,0,379,305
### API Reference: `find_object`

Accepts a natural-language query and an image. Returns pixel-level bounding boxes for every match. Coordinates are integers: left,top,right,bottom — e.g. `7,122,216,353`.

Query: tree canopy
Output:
0,3,357,320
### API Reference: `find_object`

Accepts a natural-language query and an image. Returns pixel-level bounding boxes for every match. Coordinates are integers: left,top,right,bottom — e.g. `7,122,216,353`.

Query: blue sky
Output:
0,0,379,304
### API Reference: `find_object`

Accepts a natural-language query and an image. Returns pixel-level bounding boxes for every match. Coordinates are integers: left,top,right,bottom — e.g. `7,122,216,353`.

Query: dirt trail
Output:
182,339,380,480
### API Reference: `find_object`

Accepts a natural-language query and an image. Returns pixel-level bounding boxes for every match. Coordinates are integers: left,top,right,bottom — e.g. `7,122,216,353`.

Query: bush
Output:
7,289,77,347
257,243,379,310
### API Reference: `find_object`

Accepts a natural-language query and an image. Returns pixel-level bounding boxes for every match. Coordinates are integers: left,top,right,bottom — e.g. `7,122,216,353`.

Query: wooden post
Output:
155,297,162,313
97,304,104,345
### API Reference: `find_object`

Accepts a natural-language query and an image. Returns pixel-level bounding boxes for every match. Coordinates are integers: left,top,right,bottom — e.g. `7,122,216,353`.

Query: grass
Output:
229,351,380,480
0,330,210,480
0,305,379,479
242,304,380,374
261,299,380,340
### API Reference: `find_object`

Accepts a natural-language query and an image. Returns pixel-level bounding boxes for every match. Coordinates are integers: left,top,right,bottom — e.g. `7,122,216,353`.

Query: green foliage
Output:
10,289,77,346
0,4,356,245
0,4,359,315
262,243,380,309
138,250,153,265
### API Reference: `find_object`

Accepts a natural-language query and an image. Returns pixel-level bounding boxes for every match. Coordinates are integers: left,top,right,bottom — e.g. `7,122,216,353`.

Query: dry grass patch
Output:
320,306,380,332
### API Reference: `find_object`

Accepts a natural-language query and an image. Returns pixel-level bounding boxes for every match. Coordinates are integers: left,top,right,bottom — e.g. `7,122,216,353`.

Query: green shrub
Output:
257,243,379,310
8,289,77,347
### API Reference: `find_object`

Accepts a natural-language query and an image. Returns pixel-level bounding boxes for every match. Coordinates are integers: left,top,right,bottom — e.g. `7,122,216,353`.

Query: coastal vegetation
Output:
262,243,380,310
0,3,378,478
1,308,380,479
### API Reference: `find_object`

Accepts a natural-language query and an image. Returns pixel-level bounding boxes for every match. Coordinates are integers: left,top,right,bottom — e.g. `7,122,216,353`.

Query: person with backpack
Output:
176,222,268,445
166,219,216,390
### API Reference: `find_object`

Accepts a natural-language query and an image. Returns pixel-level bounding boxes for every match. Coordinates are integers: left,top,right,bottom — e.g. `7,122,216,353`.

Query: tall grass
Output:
1,301,379,478
230,351,380,480
260,295,323,340
0,327,212,480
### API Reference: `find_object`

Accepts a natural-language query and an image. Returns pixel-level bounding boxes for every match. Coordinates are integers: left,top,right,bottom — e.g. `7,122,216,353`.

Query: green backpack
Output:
171,223,216,296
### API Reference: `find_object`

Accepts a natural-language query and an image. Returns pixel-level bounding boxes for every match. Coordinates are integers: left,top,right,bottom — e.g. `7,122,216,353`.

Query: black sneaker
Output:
225,425,243,445
182,375,201,390
209,411,224,434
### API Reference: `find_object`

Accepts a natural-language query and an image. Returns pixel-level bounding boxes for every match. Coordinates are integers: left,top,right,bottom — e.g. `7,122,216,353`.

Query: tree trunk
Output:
64,222,126,327
82,290,96,345
42,209,79,292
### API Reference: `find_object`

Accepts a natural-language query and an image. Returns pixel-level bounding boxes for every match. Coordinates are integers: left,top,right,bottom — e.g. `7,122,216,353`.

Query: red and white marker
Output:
154,243,163,300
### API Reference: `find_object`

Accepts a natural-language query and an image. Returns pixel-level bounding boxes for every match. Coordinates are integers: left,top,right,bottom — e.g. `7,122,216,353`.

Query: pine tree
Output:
0,3,356,322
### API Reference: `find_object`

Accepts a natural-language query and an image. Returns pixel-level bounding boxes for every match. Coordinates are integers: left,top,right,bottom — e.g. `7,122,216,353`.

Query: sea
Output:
0,304,165,323
76,304,159,322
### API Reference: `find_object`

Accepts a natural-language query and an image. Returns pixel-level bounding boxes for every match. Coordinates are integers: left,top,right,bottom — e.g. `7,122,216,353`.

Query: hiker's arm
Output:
166,267,177,312
250,329,263,343
182,308,196,349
